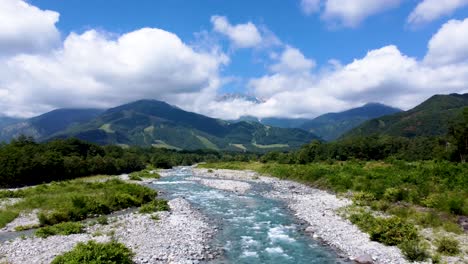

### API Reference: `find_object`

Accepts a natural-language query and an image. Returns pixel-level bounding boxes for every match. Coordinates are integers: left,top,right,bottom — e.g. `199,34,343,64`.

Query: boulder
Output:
354,254,374,264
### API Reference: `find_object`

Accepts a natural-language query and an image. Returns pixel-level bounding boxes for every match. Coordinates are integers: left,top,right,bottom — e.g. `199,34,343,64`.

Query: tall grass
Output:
200,160,467,235
0,178,157,228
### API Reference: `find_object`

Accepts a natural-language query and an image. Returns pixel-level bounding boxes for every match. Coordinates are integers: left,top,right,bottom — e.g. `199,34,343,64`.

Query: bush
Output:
436,236,460,255
349,212,419,246
352,191,376,205
139,199,169,214
97,216,108,225
0,210,19,228
398,240,429,261
36,222,83,238
51,240,134,264
369,217,419,246
128,174,142,181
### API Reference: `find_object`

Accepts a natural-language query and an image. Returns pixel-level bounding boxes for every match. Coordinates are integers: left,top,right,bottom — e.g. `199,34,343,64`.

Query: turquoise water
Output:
150,167,347,264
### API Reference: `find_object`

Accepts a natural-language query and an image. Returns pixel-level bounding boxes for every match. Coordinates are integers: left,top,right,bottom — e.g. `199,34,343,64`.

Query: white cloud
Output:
425,18,468,65
0,0,60,55
301,0,321,14
408,0,468,26
210,15,263,48
205,19,468,119
0,28,228,117
322,0,401,27
232,43,468,119
270,46,316,73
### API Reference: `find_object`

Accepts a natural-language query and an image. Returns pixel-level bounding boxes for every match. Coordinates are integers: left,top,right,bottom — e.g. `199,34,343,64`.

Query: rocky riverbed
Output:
192,168,409,264
0,198,218,264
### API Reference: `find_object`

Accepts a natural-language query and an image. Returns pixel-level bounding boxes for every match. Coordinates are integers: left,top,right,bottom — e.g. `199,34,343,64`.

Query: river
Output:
151,167,348,264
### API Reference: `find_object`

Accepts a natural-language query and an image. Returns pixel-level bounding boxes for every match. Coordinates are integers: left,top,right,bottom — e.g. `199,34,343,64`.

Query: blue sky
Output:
0,0,468,118
30,0,467,89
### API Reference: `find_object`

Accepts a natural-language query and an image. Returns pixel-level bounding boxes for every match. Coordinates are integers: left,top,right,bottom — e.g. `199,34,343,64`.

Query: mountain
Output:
53,100,319,151
0,116,23,130
343,93,468,138
300,103,402,141
233,116,311,129
0,109,104,142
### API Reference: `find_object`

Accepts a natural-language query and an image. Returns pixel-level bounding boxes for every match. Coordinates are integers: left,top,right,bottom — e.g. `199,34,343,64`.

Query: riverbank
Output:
192,168,409,263
0,197,217,264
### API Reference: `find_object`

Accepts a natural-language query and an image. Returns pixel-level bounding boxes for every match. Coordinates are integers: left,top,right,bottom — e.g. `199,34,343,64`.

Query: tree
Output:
448,107,468,162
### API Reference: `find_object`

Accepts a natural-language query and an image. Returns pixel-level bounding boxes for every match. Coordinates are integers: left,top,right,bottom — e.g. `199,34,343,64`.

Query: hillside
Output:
53,100,319,151
343,93,468,138
0,116,23,130
0,109,104,142
301,103,402,141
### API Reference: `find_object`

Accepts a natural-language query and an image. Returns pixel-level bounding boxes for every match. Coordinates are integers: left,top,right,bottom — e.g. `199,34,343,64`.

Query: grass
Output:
139,199,170,214
253,143,289,149
129,169,161,181
51,240,134,264
0,178,158,228
35,222,84,238
199,161,468,228
436,236,460,256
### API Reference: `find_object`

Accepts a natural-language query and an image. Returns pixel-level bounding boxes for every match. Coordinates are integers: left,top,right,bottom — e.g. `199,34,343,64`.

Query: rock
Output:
354,254,374,264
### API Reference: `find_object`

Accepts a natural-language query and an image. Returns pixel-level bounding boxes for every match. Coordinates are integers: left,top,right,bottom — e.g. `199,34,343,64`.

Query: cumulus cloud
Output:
210,15,263,48
300,0,401,28
204,19,468,119
322,0,401,27
0,0,60,55
408,0,468,26
270,46,316,74
0,28,228,117
425,18,468,65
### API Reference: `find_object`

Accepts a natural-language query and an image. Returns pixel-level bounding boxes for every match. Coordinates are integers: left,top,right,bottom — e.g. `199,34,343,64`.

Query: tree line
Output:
261,108,468,164
0,136,258,188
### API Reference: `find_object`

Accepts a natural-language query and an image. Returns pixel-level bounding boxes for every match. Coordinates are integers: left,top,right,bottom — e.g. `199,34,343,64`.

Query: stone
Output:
353,254,374,264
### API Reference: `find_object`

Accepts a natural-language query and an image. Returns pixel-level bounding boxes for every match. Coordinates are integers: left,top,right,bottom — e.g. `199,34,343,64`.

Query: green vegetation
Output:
349,211,419,245
35,222,84,238
139,199,170,214
200,161,467,222
436,236,460,256
398,240,430,262
129,169,160,180
301,103,401,141
51,240,134,264
0,137,145,187
51,99,318,151
349,210,430,261
0,178,157,228
344,94,468,139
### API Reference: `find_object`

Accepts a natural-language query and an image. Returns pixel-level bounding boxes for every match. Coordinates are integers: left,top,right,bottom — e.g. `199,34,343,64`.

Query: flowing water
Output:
150,167,348,264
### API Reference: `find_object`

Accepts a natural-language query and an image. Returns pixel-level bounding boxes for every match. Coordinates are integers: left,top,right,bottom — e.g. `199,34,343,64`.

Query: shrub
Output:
139,199,169,214
97,216,108,225
383,188,403,202
398,240,429,261
352,191,376,205
436,236,460,255
36,222,83,238
369,217,419,246
51,240,134,264
349,212,419,246
0,210,19,228
128,174,142,181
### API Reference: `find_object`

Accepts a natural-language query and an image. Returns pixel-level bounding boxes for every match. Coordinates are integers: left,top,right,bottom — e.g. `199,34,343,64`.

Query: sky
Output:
0,0,468,119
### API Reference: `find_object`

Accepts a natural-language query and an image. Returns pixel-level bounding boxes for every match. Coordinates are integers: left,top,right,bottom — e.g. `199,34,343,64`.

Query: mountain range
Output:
1,93,465,151
0,100,319,152
0,109,103,142
343,93,468,138
234,103,401,141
